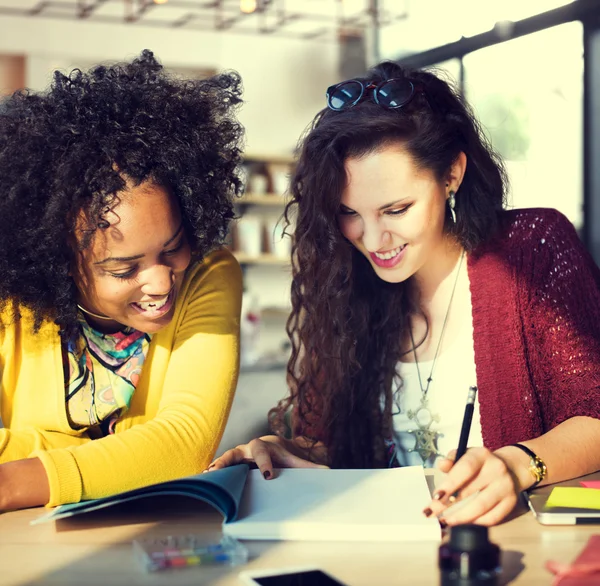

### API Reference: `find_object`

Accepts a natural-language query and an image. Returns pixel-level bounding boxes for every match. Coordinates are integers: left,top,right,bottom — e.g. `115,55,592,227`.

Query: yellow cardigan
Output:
0,248,242,507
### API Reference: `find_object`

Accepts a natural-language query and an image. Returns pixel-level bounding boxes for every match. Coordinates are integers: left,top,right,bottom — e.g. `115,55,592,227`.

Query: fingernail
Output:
263,470,271,480
423,507,432,517
439,519,448,529
433,490,446,501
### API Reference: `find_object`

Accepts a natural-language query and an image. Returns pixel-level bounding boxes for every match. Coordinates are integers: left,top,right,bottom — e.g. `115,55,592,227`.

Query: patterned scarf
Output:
64,316,152,431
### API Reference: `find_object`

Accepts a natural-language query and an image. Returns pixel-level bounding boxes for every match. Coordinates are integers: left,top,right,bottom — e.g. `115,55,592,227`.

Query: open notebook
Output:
32,464,440,542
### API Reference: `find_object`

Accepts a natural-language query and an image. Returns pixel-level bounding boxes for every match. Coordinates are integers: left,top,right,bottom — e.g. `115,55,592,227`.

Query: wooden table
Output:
0,495,596,586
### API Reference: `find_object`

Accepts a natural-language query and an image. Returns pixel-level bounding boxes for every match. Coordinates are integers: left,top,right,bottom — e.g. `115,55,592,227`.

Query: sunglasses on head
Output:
326,78,424,112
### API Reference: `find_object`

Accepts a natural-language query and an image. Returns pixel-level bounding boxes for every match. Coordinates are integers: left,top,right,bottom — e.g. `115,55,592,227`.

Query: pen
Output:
133,535,249,572
149,545,235,570
446,386,477,503
455,385,478,463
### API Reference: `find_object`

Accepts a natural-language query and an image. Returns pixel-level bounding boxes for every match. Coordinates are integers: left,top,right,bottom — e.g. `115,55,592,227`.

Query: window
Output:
463,22,583,229
379,0,575,60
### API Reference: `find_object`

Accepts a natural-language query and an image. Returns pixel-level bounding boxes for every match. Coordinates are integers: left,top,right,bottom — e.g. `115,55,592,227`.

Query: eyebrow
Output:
341,197,409,212
94,224,185,265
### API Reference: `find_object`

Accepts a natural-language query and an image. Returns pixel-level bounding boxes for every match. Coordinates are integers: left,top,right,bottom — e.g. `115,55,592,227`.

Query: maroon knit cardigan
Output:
469,207,600,450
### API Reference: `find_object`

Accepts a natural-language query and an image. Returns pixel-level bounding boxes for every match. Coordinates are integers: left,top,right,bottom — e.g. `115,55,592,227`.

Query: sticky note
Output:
581,480,600,489
545,487,600,510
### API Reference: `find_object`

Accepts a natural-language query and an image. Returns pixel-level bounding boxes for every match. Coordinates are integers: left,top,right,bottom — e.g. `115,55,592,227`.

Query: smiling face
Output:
339,144,465,286
73,180,192,334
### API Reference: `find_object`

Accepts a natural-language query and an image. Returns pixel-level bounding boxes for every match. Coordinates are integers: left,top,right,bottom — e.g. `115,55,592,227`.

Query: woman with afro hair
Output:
0,50,244,510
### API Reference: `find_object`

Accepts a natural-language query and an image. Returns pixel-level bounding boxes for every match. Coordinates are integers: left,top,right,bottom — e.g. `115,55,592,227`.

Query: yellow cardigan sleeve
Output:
33,249,242,506
0,429,91,463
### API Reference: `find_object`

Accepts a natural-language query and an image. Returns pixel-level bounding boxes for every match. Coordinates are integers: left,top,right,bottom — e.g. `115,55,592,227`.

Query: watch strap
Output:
509,443,547,490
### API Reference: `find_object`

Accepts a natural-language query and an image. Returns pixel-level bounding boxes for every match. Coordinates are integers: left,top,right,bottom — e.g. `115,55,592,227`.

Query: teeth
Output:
136,295,168,311
374,245,405,260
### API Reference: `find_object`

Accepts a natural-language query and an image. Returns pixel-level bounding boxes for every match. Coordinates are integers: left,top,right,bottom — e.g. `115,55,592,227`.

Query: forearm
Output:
495,416,600,491
0,458,50,511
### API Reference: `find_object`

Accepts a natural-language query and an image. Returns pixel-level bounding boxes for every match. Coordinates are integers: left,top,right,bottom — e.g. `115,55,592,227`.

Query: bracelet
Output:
509,443,548,490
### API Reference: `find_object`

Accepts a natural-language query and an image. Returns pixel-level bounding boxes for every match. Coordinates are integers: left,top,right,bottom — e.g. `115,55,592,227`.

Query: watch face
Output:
531,456,547,483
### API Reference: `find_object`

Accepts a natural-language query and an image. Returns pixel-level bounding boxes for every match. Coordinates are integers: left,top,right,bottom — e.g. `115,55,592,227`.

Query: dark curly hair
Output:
0,49,243,337
270,61,508,469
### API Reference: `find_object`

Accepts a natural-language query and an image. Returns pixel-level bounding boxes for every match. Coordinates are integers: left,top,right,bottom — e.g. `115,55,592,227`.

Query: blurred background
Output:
1,0,599,451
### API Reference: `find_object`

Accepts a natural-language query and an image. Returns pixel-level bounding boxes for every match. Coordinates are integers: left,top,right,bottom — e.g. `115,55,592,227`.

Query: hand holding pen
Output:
423,385,523,527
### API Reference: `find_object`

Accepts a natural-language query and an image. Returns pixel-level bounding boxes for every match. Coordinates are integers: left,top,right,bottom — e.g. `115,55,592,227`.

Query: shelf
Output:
240,360,288,374
261,306,292,318
244,153,295,165
233,253,290,266
237,194,288,206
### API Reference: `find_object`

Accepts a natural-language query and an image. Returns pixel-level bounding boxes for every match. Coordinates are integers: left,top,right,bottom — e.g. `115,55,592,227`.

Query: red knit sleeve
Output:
519,209,600,429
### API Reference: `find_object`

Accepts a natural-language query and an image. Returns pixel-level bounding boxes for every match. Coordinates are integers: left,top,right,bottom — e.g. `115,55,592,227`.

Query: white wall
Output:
0,14,339,155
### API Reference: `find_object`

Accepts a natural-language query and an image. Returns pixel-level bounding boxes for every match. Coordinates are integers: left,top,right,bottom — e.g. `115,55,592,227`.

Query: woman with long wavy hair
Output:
210,61,600,527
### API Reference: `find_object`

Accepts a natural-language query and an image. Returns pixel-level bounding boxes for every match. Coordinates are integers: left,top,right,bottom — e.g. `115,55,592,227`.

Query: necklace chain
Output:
77,304,114,321
409,250,465,398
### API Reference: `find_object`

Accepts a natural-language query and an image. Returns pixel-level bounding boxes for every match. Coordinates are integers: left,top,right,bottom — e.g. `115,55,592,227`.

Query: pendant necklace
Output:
406,249,465,462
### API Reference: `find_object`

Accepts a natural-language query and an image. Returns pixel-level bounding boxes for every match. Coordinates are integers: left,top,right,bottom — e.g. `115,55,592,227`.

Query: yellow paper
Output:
545,487,600,510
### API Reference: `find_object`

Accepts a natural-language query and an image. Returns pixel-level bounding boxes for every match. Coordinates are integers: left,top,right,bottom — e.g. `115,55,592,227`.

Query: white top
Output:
391,296,484,468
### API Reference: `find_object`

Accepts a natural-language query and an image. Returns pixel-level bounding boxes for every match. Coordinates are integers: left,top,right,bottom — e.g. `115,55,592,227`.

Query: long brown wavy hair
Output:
270,61,508,468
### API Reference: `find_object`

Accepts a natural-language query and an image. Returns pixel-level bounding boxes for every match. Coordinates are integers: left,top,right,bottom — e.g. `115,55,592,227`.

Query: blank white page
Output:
223,466,440,542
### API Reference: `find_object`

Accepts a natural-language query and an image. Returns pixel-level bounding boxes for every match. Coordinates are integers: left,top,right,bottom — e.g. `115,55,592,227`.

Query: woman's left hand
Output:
424,447,530,527
0,458,50,511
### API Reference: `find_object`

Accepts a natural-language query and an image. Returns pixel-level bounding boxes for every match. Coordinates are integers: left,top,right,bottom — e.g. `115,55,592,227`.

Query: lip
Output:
130,287,176,319
369,244,408,268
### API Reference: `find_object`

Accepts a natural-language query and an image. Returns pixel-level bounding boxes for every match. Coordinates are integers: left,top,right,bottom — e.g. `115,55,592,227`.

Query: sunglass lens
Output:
376,79,414,108
327,81,363,111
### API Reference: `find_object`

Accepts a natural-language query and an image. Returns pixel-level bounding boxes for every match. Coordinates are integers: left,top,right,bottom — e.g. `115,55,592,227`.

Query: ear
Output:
445,151,467,197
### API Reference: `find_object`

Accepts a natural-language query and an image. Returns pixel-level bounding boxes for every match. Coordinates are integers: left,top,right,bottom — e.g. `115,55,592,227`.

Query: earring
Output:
448,190,457,224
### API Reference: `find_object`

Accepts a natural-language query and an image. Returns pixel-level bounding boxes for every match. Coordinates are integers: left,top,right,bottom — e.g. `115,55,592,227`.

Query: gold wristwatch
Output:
510,443,547,489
